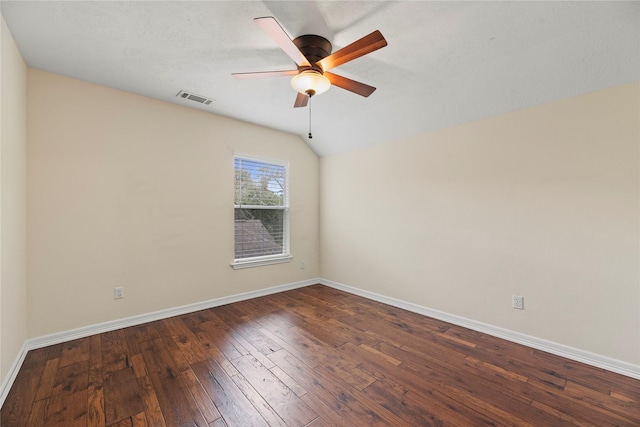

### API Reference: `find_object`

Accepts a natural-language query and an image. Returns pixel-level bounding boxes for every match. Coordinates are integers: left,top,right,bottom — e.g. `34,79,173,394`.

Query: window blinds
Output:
234,157,289,260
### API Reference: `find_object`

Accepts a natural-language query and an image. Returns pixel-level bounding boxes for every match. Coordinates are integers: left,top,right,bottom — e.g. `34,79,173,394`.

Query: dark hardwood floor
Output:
2,284,639,426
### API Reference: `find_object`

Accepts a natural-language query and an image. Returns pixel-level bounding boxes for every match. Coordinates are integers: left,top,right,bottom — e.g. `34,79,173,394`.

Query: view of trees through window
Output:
234,157,288,260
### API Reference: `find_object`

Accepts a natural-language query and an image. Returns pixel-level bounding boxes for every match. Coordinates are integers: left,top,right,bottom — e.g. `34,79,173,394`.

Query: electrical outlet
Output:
300,260,305,269
512,295,524,310
114,287,124,299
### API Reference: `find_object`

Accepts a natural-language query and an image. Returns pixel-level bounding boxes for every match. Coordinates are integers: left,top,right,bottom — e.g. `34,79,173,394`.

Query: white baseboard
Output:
2,276,638,409
27,278,318,350
0,278,317,407
0,342,28,409
319,278,640,380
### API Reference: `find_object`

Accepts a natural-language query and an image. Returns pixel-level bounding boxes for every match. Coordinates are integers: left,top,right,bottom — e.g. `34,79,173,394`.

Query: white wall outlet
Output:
512,295,524,310
114,287,124,299
300,260,305,269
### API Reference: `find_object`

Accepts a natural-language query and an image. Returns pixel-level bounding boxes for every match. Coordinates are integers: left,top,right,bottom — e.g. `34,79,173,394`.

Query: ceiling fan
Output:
233,17,387,108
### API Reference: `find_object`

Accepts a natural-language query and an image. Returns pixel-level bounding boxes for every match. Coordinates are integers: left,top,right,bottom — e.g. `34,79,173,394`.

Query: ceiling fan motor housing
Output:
293,35,332,72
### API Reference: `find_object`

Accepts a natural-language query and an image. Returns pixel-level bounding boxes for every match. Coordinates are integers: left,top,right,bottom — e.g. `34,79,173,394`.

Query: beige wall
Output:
320,82,640,365
27,69,319,337
0,16,28,381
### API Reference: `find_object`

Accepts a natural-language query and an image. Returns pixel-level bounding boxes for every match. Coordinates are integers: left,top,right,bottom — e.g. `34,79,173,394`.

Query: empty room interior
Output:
1,1,639,426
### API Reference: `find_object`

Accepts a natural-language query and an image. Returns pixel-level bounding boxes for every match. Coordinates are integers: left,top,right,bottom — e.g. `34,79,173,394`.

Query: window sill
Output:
231,255,293,270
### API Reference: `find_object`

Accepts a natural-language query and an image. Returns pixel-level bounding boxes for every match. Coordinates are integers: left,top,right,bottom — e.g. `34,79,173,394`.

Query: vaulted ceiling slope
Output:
2,1,638,156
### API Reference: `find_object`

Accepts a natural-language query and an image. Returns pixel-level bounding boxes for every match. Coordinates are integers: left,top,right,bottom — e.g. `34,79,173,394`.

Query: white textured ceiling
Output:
2,1,639,157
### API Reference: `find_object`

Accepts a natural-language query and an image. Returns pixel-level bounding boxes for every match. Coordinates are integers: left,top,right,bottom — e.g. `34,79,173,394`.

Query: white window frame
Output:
231,154,292,269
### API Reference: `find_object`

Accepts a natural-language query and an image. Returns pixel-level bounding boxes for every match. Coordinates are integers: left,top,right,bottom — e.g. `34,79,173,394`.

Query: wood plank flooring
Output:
2,284,639,426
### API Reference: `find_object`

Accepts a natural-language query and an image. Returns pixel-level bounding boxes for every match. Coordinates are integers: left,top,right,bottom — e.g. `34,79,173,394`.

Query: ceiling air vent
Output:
176,90,214,106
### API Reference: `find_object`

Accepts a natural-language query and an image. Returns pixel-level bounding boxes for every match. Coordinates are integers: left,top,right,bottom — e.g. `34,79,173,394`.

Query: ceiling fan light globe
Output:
291,71,331,96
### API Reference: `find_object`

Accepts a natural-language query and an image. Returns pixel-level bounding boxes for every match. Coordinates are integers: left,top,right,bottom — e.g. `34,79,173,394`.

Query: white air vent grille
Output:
176,90,214,105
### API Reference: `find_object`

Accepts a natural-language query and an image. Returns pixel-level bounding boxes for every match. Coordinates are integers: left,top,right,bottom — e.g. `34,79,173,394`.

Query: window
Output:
232,155,291,269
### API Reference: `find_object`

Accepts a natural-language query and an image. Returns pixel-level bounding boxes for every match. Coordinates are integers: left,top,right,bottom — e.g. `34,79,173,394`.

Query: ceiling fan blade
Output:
254,17,311,67
232,70,298,79
294,92,309,108
325,72,376,97
318,30,387,71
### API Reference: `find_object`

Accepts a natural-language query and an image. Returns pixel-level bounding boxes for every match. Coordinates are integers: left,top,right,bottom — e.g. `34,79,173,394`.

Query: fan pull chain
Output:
308,95,313,139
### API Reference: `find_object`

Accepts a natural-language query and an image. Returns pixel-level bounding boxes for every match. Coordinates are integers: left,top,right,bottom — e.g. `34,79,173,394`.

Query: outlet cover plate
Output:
512,295,524,310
